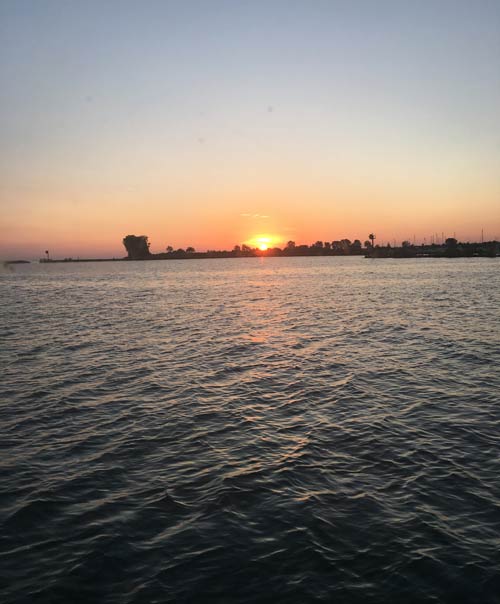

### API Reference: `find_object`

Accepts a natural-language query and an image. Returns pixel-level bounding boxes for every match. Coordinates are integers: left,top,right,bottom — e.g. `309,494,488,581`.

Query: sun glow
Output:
246,234,280,251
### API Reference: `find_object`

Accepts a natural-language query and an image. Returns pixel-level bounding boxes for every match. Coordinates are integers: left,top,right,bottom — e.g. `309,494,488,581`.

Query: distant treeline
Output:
122,235,499,260
367,238,499,258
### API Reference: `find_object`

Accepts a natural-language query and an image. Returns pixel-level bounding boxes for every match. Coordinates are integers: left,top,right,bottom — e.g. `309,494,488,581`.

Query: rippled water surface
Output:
1,257,499,603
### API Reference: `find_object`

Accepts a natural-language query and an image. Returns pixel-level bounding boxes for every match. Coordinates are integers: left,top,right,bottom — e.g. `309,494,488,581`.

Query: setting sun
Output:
246,235,281,251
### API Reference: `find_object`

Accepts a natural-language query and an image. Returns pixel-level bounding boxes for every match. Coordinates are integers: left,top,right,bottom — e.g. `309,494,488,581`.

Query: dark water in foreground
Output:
1,257,500,603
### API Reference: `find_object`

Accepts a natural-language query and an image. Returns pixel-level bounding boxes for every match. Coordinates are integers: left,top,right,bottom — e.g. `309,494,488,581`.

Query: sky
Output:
1,0,499,258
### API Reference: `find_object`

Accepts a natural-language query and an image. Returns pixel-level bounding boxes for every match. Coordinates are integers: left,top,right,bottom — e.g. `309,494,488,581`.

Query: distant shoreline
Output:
30,253,500,264
23,236,498,264
38,258,123,263
4,239,499,264
3,256,499,265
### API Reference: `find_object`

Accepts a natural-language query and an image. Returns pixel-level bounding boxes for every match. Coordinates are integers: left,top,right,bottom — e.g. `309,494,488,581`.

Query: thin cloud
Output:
240,213,270,219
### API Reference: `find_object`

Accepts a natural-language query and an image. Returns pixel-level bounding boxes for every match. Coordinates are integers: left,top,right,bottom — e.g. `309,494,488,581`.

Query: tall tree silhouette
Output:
123,235,151,260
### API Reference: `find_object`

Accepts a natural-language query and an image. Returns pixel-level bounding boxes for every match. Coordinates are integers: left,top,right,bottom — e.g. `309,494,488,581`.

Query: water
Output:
1,257,499,603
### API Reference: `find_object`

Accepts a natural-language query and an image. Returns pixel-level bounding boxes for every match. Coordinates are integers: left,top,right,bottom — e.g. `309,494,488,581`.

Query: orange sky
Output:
1,2,499,259
2,155,499,258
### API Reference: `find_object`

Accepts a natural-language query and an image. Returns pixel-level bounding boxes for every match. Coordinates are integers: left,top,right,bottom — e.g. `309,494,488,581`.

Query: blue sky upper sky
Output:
1,0,499,257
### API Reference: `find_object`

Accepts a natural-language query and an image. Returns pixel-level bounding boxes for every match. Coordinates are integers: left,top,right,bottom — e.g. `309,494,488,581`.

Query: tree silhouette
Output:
123,235,151,260
340,239,351,253
351,239,362,252
445,237,459,257
368,233,375,248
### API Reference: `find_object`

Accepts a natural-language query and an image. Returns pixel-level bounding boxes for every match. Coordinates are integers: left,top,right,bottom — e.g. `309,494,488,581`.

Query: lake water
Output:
1,257,499,603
